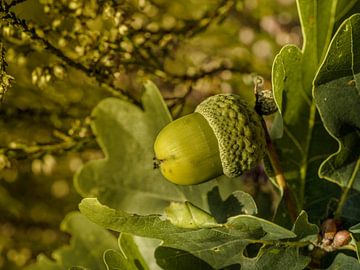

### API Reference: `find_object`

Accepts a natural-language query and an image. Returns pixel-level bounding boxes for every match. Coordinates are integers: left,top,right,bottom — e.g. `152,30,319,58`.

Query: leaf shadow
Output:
207,187,257,223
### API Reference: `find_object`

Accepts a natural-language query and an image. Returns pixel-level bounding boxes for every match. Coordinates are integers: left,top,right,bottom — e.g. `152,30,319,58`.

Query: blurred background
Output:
0,0,300,268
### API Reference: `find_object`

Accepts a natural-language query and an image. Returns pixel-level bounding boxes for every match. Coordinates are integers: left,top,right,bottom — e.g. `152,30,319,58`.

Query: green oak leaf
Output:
79,198,313,270
74,81,242,214
291,211,319,241
335,1,360,28
103,233,149,270
155,247,214,270
74,81,183,214
271,44,340,226
327,253,360,269
207,187,258,223
269,0,360,225
25,212,118,270
313,14,360,224
165,201,219,229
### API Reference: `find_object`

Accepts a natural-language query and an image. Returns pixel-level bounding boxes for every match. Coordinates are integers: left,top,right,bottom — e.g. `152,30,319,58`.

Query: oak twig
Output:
254,76,298,222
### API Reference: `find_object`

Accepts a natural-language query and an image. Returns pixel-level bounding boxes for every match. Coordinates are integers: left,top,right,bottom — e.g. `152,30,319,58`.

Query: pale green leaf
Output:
165,201,219,229
74,81,242,214
25,212,118,270
79,198,312,269
103,233,149,270
297,0,339,87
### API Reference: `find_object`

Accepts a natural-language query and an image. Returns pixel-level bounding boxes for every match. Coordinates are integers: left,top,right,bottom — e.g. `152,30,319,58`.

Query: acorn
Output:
332,230,351,248
321,218,337,241
154,94,267,185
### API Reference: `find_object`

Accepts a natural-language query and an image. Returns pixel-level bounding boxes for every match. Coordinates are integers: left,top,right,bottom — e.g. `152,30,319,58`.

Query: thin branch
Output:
169,65,249,82
1,134,95,160
186,0,235,39
335,159,360,218
254,77,298,222
262,119,298,222
0,6,141,106
5,0,28,9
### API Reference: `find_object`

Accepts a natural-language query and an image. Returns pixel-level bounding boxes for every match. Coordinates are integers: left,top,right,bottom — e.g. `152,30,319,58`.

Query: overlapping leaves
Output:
79,198,315,270
25,212,148,270
271,0,360,226
25,212,119,270
74,81,244,215
314,14,360,224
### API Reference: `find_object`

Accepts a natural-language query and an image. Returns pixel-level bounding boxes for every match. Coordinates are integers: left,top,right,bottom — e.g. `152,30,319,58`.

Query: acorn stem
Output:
260,118,298,222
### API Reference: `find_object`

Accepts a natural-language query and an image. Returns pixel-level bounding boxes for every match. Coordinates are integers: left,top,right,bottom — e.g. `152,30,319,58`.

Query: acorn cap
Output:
195,94,266,177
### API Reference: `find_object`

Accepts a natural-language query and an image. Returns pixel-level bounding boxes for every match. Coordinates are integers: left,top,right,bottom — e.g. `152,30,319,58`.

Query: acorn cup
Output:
154,94,267,185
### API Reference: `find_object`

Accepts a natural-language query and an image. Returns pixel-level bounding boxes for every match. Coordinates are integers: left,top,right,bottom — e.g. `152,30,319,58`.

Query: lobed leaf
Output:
74,81,243,214
314,14,360,225
104,233,149,270
327,253,360,269
25,212,118,270
269,0,360,225
207,187,258,223
79,198,313,270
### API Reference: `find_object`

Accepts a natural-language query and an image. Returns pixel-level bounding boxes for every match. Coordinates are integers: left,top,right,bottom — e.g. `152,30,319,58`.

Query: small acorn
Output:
154,94,267,185
321,218,337,241
332,230,351,248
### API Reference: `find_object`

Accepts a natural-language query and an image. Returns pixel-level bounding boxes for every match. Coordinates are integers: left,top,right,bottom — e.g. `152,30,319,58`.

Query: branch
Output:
4,0,28,9
254,77,298,222
0,6,141,106
262,119,298,222
1,132,95,160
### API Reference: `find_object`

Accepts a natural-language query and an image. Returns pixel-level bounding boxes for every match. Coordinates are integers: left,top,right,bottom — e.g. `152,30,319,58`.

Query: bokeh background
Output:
0,0,300,268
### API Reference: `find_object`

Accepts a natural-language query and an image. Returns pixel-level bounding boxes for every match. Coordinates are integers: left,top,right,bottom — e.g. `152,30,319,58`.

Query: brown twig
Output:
254,76,298,222
261,119,298,222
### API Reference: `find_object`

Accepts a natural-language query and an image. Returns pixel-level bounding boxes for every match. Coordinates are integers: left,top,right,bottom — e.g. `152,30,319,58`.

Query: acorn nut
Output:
332,230,351,248
154,94,267,185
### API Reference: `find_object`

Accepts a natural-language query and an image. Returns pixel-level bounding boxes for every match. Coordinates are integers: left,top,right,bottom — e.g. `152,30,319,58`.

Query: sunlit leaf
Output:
79,198,312,270
74,81,242,214
104,233,149,270
25,212,118,270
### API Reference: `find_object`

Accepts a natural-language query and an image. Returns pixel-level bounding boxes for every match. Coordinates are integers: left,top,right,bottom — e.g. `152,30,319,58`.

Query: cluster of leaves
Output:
52,1,360,269
1,0,296,268
1,0,359,269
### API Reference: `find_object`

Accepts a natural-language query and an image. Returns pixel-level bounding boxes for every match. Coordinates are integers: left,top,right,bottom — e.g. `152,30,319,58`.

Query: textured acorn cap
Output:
195,94,266,177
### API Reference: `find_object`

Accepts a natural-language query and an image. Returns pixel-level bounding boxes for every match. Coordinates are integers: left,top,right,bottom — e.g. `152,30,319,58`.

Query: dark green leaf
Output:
291,211,319,241
314,14,360,224
155,247,213,270
327,253,360,269
270,0,350,225
272,45,340,225
207,187,258,223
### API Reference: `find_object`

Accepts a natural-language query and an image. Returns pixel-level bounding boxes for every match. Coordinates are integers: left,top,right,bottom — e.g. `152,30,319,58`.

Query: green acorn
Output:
154,94,267,185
